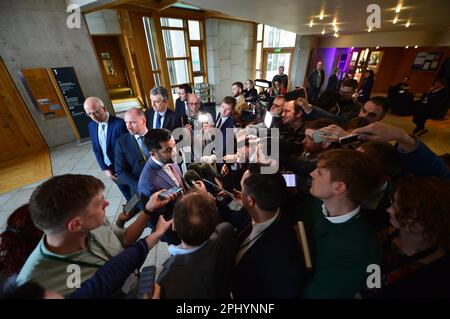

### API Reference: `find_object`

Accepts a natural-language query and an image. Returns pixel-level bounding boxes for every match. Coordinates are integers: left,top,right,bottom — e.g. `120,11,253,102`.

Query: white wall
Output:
205,18,254,103
290,35,319,89
85,9,121,35
319,30,439,48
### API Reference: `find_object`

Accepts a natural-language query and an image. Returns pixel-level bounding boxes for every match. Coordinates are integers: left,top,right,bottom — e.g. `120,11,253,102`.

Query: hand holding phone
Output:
157,186,183,200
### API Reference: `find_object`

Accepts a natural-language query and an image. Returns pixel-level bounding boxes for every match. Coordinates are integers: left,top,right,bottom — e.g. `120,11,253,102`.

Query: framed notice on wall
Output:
49,67,90,140
412,52,443,71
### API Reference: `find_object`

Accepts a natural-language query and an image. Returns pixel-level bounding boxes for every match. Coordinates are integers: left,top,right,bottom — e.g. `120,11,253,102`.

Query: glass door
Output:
262,48,294,89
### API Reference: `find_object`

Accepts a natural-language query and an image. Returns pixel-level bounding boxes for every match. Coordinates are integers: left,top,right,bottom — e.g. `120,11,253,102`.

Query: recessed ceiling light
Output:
405,46,409,49
393,15,398,24
376,46,379,49
351,47,354,50
332,18,337,27
414,45,418,48
395,4,402,13
319,10,324,20
309,20,313,27
406,21,410,28
322,29,325,35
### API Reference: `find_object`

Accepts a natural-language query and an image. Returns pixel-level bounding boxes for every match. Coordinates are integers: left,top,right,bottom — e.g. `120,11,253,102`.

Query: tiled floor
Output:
0,141,169,273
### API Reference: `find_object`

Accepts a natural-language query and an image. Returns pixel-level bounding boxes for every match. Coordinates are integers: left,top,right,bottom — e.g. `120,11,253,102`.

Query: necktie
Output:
168,164,185,189
156,113,162,129
99,124,111,166
216,117,222,129
137,136,148,160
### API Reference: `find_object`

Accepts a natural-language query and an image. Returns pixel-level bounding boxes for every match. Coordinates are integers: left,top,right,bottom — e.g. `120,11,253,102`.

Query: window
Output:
160,18,183,28
263,25,296,48
188,20,201,40
191,46,202,72
143,16,207,106
167,60,189,85
143,17,161,88
255,24,296,83
162,30,187,58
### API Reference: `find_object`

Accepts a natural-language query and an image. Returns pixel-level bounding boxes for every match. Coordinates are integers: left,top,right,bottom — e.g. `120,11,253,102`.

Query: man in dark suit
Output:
115,107,149,196
145,86,182,132
84,97,131,200
308,61,325,104
138,128,184,244
209,96,236,160
231,167,305,299
412,78,449,136
174,83,192,117
157,192,237,298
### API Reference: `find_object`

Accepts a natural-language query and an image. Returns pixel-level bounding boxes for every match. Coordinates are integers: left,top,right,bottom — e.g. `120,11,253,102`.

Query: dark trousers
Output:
412,103,429,132
115,179,132,201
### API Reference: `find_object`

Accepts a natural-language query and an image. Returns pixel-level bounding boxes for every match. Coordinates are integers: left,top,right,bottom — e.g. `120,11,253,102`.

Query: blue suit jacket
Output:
138,158,183,246
88,116,128,171
174,98,187,117
114,133,148,193
138,157,183,203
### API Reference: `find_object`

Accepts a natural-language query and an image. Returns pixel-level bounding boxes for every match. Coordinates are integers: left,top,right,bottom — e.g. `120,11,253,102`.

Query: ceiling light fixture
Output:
395,4,402,13
405,46,409,49
376,46,379,49
322,29,325,35
368,27,372,32
351,47,354,50
334,32,339,38
414,45,418,48
309,20,313,27
332,18,337,27
393,15,398,24
319,10,324,20
406,21,410,28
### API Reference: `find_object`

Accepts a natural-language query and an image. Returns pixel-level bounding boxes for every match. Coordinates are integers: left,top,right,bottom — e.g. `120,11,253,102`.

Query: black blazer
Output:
174,98,187,117
145,108,182,132
157,222,237,299
233,213,306,299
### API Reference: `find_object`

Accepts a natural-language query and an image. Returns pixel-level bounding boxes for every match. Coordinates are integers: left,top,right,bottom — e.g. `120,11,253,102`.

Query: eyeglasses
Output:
151,99,165,104
188,102,200,106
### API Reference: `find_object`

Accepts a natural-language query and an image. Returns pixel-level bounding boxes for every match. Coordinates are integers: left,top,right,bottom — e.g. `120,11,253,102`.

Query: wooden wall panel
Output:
373,46,450,94
0,59,48,162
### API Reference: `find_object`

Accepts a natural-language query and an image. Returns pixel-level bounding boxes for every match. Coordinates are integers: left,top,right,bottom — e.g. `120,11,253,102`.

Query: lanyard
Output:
39,234,113,268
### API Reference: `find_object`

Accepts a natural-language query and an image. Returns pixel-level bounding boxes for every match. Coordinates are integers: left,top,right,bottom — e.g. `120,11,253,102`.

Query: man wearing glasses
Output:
84,97,130,200
145,86,182,132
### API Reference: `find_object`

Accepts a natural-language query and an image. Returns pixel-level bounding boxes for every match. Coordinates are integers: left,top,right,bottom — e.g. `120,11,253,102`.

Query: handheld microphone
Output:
183,170,202,190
